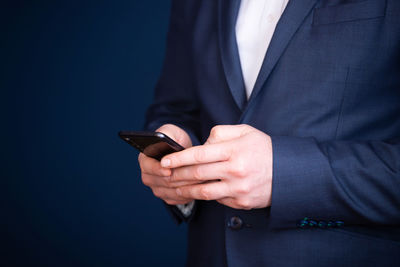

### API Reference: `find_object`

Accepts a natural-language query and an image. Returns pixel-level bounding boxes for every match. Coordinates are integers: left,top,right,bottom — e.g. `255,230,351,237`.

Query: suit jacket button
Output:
228,216,243,230
297,219,308,228
308,220,318,227
335,221,344,227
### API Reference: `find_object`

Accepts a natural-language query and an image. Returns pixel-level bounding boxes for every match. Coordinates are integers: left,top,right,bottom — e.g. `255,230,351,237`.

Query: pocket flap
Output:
313,0,387,25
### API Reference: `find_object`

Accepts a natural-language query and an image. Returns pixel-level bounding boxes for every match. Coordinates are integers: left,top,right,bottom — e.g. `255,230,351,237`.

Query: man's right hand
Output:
138,124,198,205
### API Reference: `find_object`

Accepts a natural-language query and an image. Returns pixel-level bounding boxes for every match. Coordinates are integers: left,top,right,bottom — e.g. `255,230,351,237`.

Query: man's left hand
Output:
160,124,273,210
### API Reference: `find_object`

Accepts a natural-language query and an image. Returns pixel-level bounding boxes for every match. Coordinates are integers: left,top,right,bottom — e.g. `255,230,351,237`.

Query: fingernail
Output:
161,158,171,167
176,188,182,196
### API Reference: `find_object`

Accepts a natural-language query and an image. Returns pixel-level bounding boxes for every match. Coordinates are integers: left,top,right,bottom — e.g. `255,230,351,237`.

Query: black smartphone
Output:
118,131,184,161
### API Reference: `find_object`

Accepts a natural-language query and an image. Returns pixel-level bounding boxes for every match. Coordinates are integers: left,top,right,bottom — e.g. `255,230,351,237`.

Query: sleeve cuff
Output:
176,201,195,218
269,135,338,229
164,200,197,225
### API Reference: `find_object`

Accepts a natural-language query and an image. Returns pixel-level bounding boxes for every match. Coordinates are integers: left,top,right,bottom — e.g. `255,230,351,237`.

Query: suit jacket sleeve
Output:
145,2,200,146
144,1,201,224
269,135,400,229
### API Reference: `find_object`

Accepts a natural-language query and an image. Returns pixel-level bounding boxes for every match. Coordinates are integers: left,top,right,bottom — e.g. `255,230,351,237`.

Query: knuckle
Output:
239,124,249,130
237,198,251,210
239,124,253,133
192,166,203,180
194,148,206,162
141,175,150,186
210,126,222,139
152,188,162,198
220,147,231,160
230,160,247,177
138,153,145,163
236,183,250,195
199,187,211,200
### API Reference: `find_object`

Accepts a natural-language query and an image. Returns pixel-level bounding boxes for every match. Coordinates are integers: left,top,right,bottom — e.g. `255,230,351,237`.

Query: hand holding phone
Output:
120,125,196,206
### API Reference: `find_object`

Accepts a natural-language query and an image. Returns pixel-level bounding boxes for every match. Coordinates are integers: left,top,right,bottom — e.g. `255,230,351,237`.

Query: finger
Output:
169,180,207,187
176,181,231,201
164,198,194,206
217,197,252,210
161,142,231,168
157,124,192,148
217,197,241,210
142,173,166,187
139,153,171,177
170,161,230,182
205,124,253,144
152,186,192,203
142,173,203,188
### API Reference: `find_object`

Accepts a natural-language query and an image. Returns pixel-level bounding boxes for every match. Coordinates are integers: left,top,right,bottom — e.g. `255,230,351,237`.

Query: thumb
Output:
156,124,192,148
205,124,253,145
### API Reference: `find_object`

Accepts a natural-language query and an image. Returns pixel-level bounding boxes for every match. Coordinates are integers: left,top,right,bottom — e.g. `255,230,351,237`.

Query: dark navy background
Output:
1,1,187,266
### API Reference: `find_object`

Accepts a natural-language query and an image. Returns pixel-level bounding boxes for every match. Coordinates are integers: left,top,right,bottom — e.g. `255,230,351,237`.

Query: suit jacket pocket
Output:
313,0,387,26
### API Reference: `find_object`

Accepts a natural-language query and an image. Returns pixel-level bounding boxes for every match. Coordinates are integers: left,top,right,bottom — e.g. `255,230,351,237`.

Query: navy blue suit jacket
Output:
145,0,400,266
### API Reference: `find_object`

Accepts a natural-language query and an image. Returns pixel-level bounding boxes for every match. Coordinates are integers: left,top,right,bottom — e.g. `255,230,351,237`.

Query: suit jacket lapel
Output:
247,0,319,105
218,0,247,111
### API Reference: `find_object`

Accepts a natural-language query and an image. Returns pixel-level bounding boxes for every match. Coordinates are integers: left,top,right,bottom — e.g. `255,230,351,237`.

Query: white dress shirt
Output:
176,0,289,217
236,0,289,98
